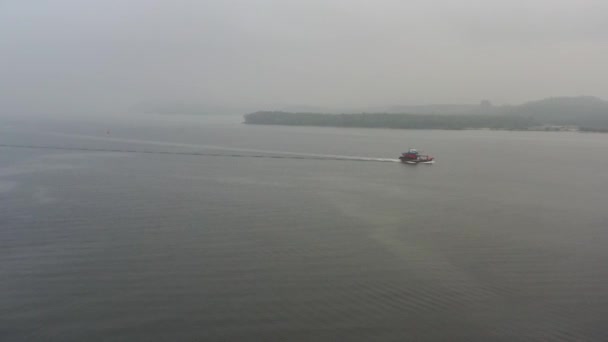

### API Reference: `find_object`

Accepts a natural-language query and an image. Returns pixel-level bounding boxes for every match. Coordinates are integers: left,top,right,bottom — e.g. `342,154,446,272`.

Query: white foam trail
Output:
47,132,400,163
325,156,401,163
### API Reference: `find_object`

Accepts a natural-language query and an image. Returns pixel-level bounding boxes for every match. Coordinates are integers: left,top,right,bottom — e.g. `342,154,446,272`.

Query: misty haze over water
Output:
2,0,608,341
2,0,608,116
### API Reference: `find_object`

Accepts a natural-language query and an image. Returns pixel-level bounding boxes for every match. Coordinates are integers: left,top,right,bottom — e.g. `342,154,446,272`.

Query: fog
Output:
2,0,607,116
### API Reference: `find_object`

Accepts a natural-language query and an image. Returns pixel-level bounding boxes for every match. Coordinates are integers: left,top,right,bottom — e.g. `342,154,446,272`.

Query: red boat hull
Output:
399,156,434,164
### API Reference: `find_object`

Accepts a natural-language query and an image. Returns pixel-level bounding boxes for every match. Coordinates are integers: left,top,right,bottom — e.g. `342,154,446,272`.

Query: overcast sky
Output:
1,0,607,114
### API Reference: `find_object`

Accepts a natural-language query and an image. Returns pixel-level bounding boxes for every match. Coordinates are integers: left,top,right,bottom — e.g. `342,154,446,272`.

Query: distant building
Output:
480,100,493,112
479,100,492,109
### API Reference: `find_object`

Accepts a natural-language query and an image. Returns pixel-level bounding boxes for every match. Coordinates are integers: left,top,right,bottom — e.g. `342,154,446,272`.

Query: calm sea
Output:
2,114,608,341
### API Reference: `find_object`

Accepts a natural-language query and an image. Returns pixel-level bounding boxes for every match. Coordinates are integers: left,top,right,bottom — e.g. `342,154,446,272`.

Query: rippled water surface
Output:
2,115,608,341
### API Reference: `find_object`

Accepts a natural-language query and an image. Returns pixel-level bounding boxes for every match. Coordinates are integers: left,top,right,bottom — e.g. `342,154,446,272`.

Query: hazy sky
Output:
2,0,607,114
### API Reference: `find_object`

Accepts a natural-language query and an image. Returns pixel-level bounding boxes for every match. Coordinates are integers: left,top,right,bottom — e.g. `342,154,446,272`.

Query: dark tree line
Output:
244,111,540,130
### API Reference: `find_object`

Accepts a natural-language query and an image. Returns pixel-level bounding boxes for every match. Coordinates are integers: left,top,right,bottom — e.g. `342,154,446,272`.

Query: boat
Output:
399,148,435,164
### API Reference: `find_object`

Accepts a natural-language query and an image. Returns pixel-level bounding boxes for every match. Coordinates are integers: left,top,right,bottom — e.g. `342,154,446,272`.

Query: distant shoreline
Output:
245,122,596,133
243,111,570,132
243,96,608,132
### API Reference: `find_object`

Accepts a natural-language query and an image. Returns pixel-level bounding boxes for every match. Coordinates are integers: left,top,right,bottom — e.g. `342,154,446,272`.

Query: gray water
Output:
2,115,608,341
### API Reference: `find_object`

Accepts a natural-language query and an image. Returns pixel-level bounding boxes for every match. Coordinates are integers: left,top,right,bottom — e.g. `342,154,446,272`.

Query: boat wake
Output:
0,143,400,163
1,131,401,163
34,133,397,161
